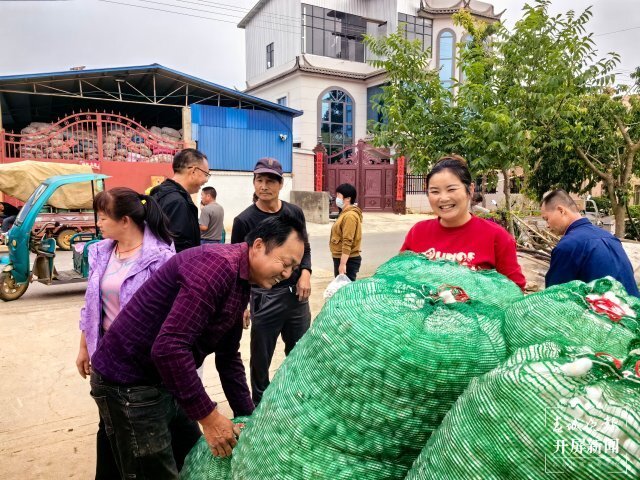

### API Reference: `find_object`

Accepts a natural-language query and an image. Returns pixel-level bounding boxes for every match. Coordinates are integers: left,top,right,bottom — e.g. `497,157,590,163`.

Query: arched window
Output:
437,29,456,90
319,89,354,157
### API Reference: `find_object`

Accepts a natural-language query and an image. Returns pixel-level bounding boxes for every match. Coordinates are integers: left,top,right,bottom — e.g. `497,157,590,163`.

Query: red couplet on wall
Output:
396,155,405,201
315,151,324,192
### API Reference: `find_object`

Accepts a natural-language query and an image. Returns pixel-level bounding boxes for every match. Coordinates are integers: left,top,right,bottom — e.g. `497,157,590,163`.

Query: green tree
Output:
568,93,640,236
367,0,625,235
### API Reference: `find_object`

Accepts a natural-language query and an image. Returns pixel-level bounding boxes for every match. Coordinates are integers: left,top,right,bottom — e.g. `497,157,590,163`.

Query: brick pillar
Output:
181,106,196,149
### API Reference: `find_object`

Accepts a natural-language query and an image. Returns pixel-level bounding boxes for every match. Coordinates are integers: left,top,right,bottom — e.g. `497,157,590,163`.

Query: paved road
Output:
3,230,407,306
310,230,406,278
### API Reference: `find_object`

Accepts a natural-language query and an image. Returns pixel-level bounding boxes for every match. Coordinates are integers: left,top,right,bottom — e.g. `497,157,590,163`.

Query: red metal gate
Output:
322,140,398,212
0,111,183,194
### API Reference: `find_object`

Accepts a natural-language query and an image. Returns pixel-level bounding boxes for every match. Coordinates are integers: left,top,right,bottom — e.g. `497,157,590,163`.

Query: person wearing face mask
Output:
329,183,363,281
401,155,526,290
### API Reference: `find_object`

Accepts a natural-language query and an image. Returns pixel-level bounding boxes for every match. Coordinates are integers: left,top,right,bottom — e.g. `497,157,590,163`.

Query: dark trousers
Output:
96,416,120,480
332,256,362,281
90,371,202,480
200,239,221,244
250,286,311,405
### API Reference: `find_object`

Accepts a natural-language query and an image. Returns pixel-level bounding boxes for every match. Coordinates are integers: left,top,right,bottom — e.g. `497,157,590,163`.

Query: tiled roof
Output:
245,56,386,92
419,0,503,21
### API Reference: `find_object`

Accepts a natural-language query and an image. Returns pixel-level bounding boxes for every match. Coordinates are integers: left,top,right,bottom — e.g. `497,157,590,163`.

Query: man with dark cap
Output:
231,158,312,405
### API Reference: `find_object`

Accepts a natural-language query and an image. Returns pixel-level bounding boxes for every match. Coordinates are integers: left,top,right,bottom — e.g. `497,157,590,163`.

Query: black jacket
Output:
150,179,200,252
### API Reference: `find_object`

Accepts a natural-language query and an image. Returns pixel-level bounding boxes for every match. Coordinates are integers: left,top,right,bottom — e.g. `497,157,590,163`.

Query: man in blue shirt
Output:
540,189,639,296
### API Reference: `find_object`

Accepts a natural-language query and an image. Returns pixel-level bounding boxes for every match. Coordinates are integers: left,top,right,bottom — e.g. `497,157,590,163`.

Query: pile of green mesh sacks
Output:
180,417,250,480
503,277,640,357
405,342,640,479
230,254,523,480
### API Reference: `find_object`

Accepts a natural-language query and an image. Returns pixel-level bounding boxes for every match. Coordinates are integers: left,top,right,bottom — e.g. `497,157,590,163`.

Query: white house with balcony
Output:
238,0,502,193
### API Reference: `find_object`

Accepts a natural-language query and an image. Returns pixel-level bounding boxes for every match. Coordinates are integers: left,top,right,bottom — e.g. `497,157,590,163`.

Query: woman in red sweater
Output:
401,155,526,290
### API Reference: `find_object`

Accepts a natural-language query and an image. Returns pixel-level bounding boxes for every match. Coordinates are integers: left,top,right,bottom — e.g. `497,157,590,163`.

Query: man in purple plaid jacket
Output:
90,214,306,479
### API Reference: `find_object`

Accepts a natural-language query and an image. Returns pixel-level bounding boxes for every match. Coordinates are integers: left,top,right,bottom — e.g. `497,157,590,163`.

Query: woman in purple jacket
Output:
76,187,174,479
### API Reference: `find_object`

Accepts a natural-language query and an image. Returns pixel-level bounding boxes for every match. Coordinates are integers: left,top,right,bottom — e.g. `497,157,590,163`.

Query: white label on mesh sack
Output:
560,357,593,377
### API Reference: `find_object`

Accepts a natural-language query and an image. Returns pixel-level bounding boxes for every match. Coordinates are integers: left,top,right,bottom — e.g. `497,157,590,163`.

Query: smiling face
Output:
427,169,473,227
254,173,283,203
249,231,304,289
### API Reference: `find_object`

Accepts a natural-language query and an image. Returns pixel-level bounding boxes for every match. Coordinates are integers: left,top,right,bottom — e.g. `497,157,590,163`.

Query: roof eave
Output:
237,0,270,29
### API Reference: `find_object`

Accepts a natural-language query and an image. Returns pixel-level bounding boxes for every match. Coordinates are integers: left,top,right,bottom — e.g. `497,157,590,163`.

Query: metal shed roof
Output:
0,63,302,129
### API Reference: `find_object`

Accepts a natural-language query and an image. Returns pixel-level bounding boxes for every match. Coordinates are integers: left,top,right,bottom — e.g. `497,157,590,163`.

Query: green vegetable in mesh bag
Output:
405,342,640,479
232,266,508,480
503,277,640,358
375,254,523,311
180,416,250,480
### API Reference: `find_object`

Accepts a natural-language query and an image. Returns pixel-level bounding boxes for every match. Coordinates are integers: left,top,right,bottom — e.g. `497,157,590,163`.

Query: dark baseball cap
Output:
253,157,283,178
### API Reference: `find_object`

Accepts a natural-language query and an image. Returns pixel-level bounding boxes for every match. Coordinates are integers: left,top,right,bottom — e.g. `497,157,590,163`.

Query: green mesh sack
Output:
405,342,640,479
375,254,523,310
180,416,250,480
231,269,507,480
504,277,640,358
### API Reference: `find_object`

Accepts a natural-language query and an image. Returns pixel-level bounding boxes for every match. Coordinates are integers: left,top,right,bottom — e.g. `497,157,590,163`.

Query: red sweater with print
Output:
400,216,526,290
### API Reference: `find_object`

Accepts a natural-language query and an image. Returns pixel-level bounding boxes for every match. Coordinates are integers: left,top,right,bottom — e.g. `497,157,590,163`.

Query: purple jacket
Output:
79,226,175,357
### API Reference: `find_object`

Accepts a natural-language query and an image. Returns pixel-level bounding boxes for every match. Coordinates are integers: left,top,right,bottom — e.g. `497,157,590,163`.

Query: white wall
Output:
245,0,300,82
202,170,293,232
250,73,369,155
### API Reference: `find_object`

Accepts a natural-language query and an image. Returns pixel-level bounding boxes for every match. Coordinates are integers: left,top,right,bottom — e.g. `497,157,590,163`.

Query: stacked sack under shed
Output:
17,121,182,163
404,342,640,479
229,254,523,480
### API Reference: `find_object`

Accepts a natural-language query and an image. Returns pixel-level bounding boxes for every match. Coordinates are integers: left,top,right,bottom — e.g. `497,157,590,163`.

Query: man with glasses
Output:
151,148,210,252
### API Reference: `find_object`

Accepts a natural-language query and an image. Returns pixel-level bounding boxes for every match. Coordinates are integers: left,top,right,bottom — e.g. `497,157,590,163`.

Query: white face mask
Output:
335,197,344,209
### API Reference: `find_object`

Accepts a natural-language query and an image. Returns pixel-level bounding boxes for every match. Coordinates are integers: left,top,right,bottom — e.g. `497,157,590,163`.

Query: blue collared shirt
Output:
546,218,639,297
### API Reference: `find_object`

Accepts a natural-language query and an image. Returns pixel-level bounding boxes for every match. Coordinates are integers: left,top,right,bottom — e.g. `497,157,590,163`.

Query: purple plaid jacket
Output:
79,226,175,357
91,243,254,420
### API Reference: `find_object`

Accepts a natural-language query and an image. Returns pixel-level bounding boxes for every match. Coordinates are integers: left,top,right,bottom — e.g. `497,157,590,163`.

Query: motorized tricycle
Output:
0,173,108,301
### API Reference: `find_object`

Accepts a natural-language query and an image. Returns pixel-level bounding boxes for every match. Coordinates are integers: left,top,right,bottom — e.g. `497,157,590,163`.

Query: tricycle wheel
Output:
0,271,29,301
56,229,77,251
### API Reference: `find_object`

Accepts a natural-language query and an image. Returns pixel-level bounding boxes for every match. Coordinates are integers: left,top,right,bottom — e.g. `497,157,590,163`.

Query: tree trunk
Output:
481,174,487,207
613,202,626,238
502,168,515,236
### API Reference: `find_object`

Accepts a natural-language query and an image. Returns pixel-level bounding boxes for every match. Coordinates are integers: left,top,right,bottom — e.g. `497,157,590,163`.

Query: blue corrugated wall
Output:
191,104,293,172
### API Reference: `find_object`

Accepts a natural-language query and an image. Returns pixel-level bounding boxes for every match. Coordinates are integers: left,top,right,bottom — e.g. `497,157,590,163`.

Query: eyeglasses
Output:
191,166,211,179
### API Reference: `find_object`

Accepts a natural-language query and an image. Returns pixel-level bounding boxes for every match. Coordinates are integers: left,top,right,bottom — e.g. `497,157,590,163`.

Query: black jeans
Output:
332,256,362,281
249,286,311,405
90,371,201,480
96,416,120,480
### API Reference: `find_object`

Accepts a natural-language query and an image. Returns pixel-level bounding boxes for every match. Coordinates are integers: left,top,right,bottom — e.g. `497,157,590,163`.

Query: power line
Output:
594,25,640,37
172,0,303,24
97,0,302,35
102,0,304,30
